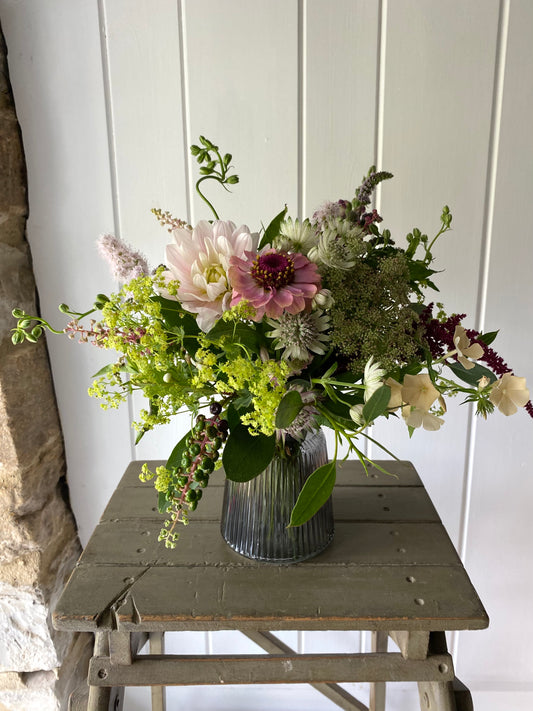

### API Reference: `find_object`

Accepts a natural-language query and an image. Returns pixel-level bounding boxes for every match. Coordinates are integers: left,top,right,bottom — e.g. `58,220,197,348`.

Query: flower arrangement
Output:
12,136,531,548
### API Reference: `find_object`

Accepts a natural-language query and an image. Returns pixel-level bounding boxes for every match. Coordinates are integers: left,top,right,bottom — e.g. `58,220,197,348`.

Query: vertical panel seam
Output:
453,0,510,667
366,0,387,465
96,0,137,458
178,0,193,225
298,0,306,219
374,0,387,205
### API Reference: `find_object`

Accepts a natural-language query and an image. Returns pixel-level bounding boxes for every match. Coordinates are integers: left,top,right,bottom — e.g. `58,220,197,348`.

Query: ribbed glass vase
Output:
220,429,334,563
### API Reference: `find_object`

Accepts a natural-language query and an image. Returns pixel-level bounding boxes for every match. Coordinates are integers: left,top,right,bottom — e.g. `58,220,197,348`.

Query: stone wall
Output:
0,24,91,711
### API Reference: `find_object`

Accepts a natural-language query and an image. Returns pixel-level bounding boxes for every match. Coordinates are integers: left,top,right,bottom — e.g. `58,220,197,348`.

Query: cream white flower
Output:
363,357,386,402
453,325,484,370
402,406,445,431
307,219,363,270
489,372,530,416
401,373,440,411
164,220,258,331
385,377,403,411
349,403,365,426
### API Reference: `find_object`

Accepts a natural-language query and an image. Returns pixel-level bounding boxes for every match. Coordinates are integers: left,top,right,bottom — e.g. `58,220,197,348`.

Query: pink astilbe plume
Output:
97,234,150,281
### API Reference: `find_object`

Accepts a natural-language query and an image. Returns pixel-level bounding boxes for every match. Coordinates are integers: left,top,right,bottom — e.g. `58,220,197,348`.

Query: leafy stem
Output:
190,135,239,220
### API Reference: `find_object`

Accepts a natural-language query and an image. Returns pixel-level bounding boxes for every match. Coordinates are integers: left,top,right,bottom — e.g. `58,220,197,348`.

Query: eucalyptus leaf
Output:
275,390,304,429
258,205,288,250
288,461,336,527
222,424,275,482
362,385,391,423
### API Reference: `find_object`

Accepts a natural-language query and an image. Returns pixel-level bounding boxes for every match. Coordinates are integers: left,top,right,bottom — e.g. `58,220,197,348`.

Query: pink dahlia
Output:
164,220,258,331
228,248,321,320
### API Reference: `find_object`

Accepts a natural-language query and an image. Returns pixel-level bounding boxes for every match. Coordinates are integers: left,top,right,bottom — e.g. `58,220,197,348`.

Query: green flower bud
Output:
58,303,71,313
12,308,25,318
11,331,24,345
18,319,31,329
163,373,173,383
226,175,239,185
31,326,43,339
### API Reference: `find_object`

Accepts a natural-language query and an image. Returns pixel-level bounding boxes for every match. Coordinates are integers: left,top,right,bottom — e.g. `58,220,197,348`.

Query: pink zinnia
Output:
228,248,321,320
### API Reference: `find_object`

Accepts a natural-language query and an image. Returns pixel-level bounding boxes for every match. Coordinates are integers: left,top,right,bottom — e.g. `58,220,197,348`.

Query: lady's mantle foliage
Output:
12,135,531,548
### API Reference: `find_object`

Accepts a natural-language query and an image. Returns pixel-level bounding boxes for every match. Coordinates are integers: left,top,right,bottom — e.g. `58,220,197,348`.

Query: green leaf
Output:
166,431,192,470
206,320,262,354
275,390,304,429
362,385,391,423
478,330,499,346
446,360,497,386
158,491,170,514
258,205,288,249
289,462,336,527
222,424,275,482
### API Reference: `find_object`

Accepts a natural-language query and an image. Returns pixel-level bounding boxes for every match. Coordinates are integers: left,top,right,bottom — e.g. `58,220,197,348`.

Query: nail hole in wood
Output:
390,530,400,536
406,576,416,583
97,669,108,680
383,506,390,512
136,548,146,554
123,577,135,584
414,598,425,606
397,547,406,553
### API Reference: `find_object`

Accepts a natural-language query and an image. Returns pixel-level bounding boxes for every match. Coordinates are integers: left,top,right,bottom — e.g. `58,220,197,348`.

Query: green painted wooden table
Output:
53,460,488,711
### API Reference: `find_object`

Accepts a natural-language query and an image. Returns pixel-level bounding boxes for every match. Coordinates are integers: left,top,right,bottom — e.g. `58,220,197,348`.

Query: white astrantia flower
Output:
163,220,258,332
401,373,440,412
349,403,365,426
402,406,445,431
275,218,317,256
307,218,364,270
363,357,386,402
312,288,334,310
489,372,530,416
266,310,330,362
453,325,484,370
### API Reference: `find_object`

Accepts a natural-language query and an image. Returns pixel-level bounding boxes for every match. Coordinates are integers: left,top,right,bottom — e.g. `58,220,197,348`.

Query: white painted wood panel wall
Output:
1,1,532,708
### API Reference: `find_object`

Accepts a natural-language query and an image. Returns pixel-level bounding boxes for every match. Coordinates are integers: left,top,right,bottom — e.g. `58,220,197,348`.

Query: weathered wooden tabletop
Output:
53,460,488,637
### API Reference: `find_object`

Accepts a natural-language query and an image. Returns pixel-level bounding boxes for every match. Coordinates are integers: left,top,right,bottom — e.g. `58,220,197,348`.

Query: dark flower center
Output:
251,252,295,289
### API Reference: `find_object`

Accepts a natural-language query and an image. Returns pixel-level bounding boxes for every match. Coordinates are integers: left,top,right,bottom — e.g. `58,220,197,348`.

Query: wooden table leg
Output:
88,631,114,711
149,632,166,711
369,630,387,711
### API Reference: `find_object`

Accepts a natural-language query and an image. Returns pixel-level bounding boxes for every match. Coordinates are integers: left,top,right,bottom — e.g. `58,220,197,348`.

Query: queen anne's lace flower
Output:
164,220,257,332
229,248,321,320
489,372,530,415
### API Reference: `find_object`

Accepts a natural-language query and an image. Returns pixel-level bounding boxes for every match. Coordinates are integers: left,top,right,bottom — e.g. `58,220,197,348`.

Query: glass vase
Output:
220,428,334,563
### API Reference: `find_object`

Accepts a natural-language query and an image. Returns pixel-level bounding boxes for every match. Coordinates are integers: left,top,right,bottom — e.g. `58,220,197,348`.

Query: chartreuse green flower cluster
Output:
215,356,290,436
